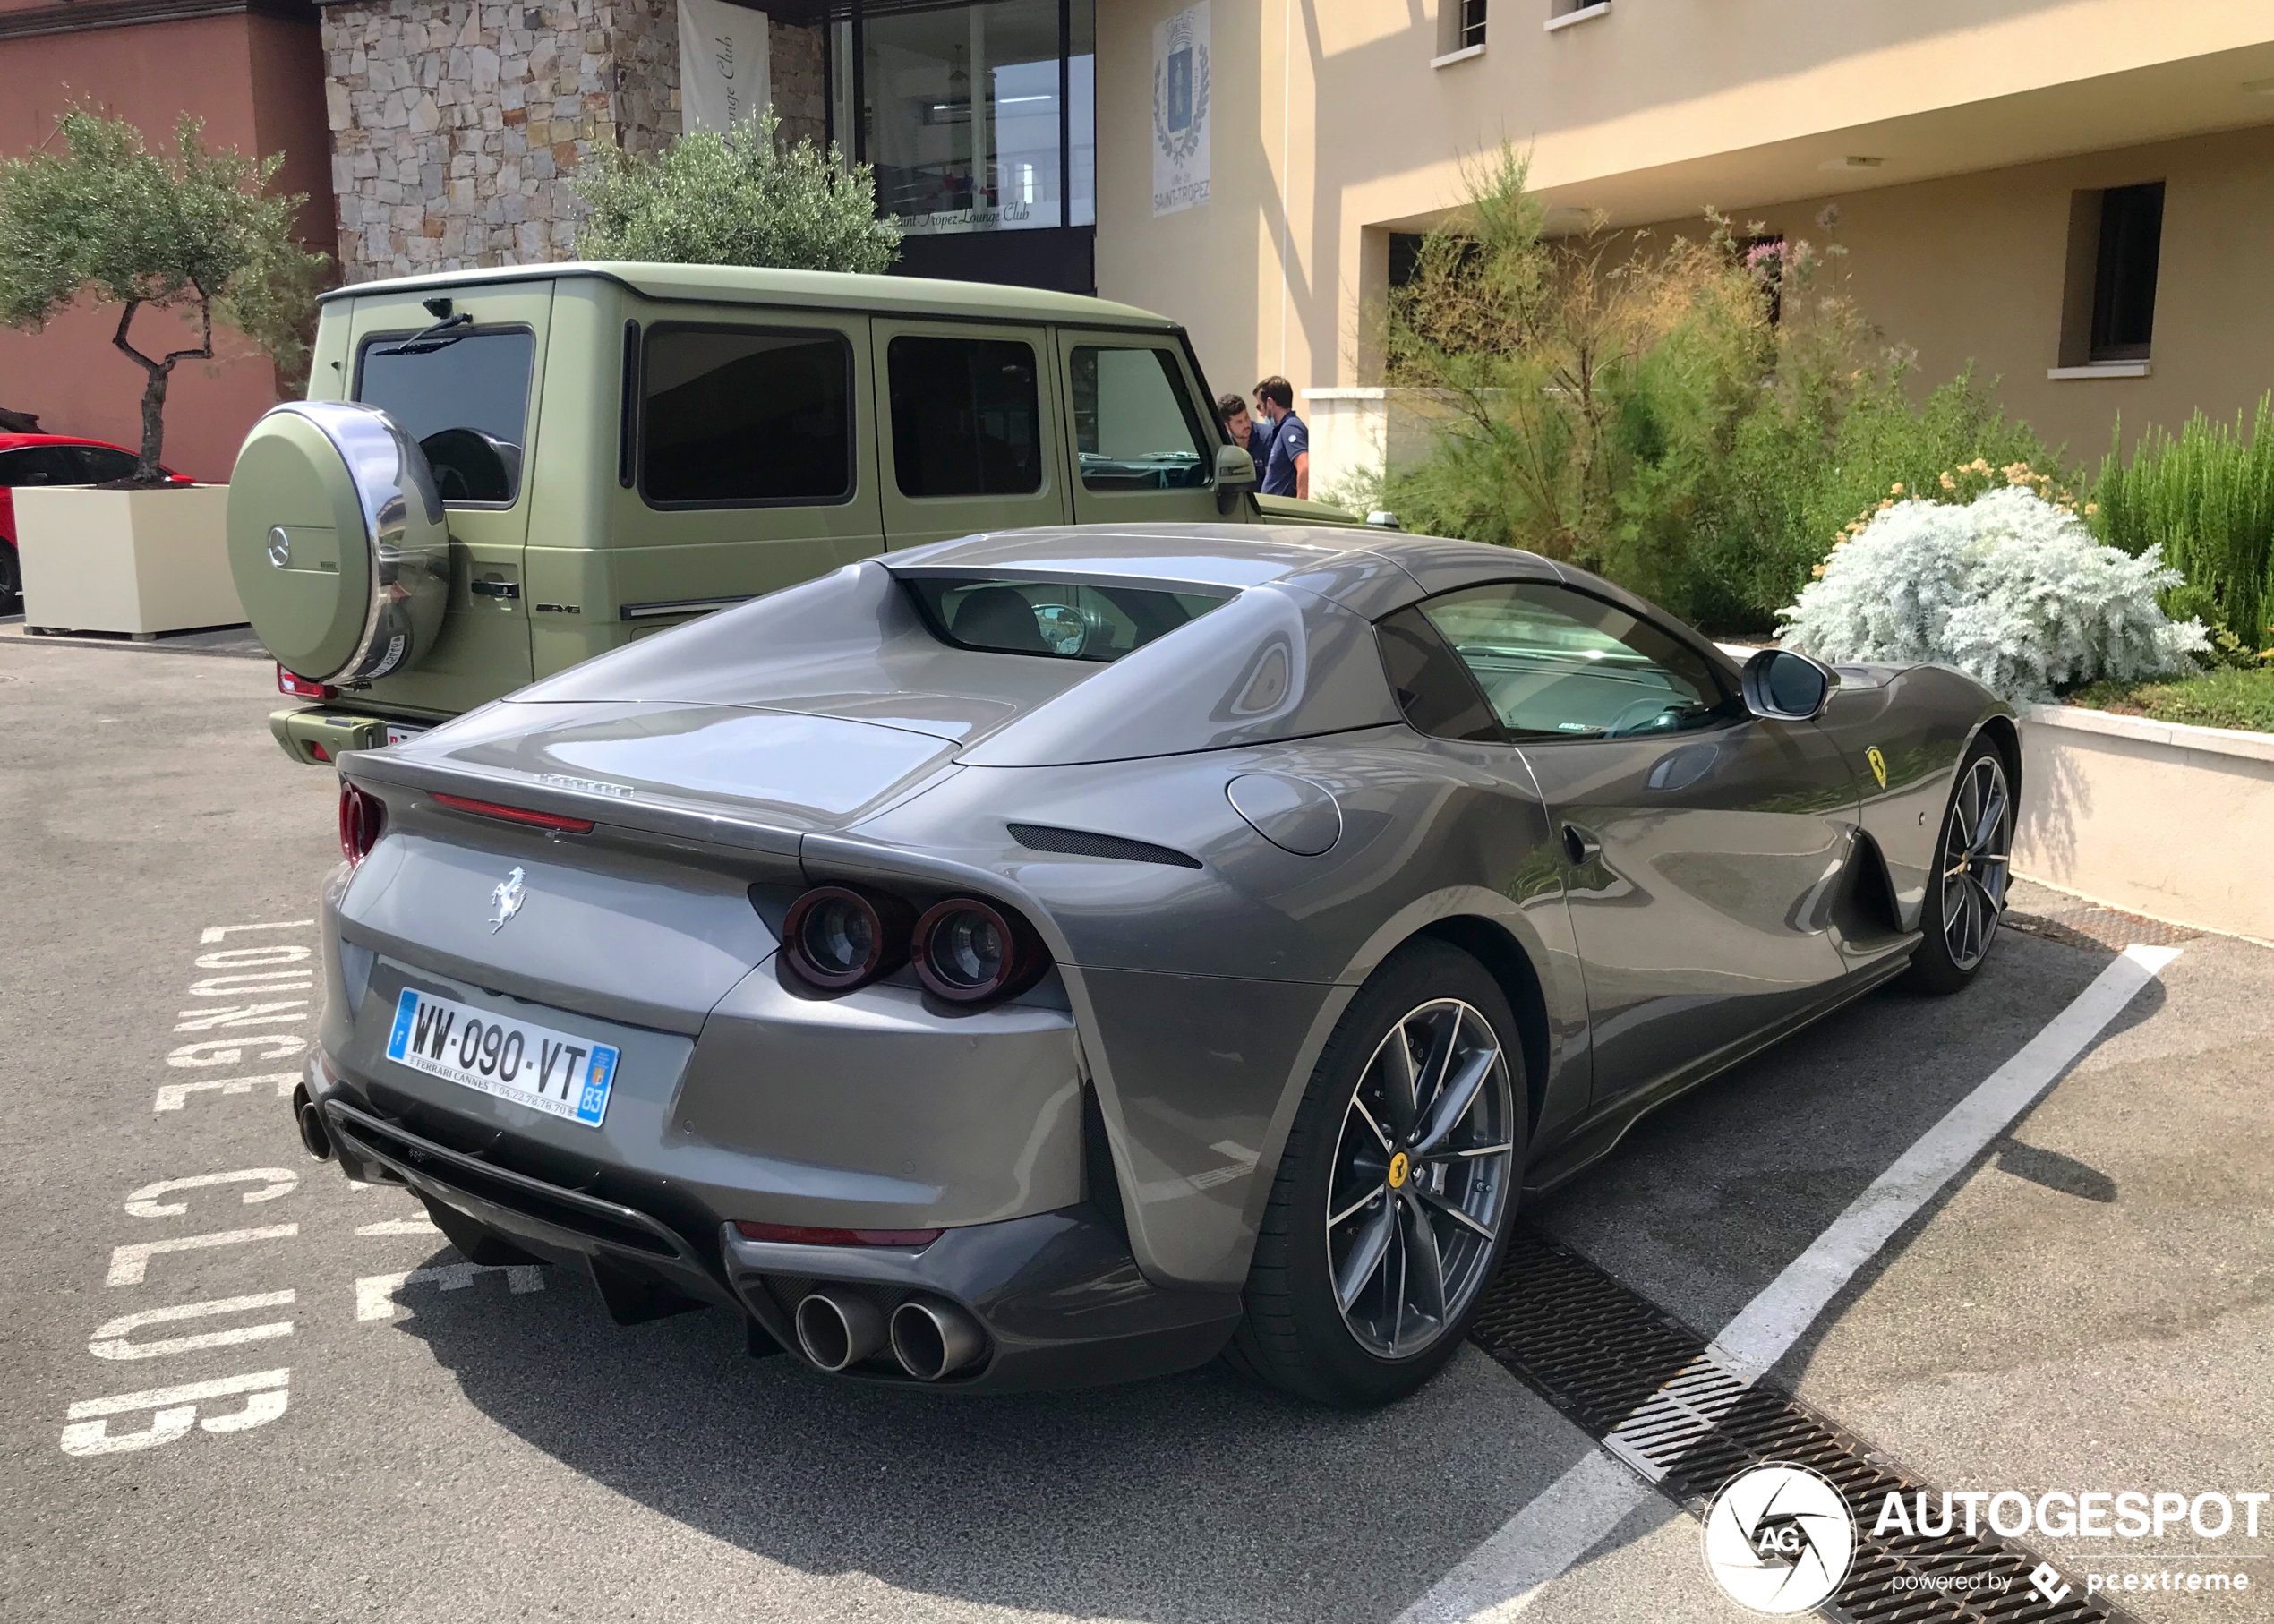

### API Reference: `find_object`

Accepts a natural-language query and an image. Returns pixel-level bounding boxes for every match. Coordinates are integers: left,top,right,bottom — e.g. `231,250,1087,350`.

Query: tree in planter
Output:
0,108,326,483
570,108,900,273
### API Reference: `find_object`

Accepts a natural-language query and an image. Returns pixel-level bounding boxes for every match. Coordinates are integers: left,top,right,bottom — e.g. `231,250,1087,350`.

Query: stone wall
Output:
768,18,823,150
321,1,826,285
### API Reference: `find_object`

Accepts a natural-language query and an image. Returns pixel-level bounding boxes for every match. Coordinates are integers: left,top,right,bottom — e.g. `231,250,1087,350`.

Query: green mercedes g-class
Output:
227,261,1369,764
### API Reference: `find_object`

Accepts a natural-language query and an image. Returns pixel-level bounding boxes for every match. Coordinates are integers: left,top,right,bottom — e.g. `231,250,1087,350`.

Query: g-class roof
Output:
316,260,1180,330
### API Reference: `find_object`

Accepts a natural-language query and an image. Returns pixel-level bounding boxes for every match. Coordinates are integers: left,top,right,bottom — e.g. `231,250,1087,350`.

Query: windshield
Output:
902,575,1229,662
355,327,535,504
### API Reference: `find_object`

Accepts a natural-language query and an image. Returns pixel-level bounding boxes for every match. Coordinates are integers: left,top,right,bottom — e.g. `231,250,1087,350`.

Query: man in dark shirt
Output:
1252,375,1308,499
1218,391,1271,471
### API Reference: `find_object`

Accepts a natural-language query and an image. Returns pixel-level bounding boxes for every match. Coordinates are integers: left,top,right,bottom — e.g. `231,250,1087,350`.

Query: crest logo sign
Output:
1152,4,1211,216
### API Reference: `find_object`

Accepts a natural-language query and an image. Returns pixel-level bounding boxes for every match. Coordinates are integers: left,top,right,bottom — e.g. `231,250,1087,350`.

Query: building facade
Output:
1090,0,2274,470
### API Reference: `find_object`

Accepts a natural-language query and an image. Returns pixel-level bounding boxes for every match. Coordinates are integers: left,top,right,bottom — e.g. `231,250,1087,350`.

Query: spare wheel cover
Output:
227,400,449,685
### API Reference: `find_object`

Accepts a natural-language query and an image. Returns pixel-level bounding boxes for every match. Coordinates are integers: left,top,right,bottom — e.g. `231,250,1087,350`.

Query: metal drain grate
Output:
1469,1229,2138,1624
2006,907,2201,952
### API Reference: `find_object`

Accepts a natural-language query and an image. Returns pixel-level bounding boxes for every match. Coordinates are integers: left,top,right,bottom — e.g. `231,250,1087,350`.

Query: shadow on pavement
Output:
381,928,2154,1622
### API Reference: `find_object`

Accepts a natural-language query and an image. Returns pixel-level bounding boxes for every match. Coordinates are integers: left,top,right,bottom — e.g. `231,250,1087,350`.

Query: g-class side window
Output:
885,335,1043,497
637,325,855,507
355,326,535,506
1067,346,1210,491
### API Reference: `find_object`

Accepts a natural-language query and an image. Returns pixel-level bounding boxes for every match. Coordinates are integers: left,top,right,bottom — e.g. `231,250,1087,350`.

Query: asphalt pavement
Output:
4,640,2268,1624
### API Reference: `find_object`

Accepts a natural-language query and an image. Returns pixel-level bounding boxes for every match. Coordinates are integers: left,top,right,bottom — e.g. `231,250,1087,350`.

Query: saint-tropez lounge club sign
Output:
1152,3,1210,216
679,0,771,135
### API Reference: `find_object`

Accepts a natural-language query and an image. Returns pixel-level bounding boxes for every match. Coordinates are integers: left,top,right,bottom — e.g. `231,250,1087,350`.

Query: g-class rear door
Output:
344,281,552,708
1052,329,1224,526
871,321,1071,546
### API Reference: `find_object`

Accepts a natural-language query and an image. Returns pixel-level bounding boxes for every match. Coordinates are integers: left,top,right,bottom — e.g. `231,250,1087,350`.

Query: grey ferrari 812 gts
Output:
302,525,2017,1406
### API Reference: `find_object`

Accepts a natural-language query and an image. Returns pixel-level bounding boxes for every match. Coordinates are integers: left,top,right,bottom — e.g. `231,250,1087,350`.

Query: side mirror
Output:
1742,648,1837,721
1214,444,1257,514
1365,509,1402,530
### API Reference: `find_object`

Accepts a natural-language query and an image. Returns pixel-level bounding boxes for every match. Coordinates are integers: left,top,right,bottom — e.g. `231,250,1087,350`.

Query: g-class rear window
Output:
639,324,855,507
902,575,1229,662
355,326,534,505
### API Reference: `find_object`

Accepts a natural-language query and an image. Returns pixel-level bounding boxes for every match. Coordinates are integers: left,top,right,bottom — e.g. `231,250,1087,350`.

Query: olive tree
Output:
0,108,327,482
572,109,900,273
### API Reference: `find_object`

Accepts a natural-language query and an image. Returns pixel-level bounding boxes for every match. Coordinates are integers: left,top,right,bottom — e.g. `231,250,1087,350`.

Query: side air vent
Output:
1008,823,1203,869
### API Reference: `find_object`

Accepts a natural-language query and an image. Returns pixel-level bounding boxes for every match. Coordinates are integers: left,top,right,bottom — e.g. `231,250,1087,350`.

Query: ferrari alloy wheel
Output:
1905,739,2014,994
1326,998,1516,1359
1230,941,1526,1407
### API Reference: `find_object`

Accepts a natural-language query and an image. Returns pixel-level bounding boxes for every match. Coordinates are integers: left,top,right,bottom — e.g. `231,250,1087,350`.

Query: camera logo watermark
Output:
1701,1463,1857,1615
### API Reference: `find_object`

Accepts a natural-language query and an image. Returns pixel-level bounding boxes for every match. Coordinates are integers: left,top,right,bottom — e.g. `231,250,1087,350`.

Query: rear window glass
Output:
641,326,853,506
903,576,1228,662
886,336,1043,497
355,327,534,505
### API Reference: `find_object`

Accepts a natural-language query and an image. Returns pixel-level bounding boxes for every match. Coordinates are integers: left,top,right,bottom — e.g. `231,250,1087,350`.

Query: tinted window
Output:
1412,582,1728,740
887,336,1043,497
1069,346,1210,490
355,327,535,504
74,446,141,483
1377,608,1502,742
904,575,1226,662
640,327,852,506
0,445,96,486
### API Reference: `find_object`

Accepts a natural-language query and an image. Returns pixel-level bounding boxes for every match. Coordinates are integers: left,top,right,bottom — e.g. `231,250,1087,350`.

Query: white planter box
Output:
2013,704,2274,943
16,484,244,637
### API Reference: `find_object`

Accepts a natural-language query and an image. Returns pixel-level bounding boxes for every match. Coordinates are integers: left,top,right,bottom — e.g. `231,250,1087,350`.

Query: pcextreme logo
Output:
1701,1463,1856,1615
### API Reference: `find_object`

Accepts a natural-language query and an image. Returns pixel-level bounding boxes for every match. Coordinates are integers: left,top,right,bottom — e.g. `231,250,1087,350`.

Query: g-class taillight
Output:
338,782,385,866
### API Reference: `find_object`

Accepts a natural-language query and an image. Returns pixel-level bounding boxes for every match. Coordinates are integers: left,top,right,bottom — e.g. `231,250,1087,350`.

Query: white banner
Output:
678,0,770,135
1151,3,1210,217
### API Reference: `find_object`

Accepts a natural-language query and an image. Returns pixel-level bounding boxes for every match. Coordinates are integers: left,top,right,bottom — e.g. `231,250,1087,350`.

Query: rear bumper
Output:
313,1068,1242,1392
271,705,431,765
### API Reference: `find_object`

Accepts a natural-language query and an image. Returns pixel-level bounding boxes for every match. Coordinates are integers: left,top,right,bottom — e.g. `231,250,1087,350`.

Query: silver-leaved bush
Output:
1778,486,2208,703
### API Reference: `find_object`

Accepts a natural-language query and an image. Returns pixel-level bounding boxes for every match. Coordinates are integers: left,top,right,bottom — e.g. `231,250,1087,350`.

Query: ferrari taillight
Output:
338,782,385,866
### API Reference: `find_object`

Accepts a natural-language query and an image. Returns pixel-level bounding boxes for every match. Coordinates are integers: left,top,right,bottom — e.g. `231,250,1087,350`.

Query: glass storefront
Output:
829,0,1095,267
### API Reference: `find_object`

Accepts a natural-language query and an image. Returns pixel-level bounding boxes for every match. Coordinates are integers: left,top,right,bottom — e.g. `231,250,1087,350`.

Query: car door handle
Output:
471,578,520,600
1561,823,1600,866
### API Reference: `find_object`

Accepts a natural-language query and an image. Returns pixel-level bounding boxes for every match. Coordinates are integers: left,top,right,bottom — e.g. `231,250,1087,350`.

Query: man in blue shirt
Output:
1218,391,1271,474
1252,375,1308,499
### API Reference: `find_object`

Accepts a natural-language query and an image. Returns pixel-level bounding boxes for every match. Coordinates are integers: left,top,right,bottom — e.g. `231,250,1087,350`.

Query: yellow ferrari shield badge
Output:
1866,746,1888,789
1387,1151,1411,1189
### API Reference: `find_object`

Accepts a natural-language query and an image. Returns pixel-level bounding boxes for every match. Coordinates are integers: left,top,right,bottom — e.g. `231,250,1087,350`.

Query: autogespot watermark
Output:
1700,1471,2261,1614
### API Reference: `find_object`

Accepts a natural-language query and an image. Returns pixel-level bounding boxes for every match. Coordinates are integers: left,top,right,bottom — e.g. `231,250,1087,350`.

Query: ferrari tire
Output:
1231,940,1526,1408
1904,735,2015,996
0,541,20,611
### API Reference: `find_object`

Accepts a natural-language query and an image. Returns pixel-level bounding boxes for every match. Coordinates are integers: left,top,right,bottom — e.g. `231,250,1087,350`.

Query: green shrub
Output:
1374,152,2073,631
571,109,899,274
2087,396,2274,659
2067,666,2274,733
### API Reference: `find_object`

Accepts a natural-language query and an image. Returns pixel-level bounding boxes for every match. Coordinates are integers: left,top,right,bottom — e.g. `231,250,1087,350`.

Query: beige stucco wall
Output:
1096,0,2274,451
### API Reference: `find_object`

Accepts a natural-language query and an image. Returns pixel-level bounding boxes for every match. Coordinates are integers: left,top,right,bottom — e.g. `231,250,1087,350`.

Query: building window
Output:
1458,1,1486,48
2090,182,2163,363
839,0,1095,238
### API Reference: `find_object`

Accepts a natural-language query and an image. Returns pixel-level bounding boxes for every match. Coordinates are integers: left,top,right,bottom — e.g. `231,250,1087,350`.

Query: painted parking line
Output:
1399,944,2183,1623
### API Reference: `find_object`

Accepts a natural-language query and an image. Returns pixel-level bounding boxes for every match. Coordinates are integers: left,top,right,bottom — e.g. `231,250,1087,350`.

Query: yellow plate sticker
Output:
1866,746,1888,789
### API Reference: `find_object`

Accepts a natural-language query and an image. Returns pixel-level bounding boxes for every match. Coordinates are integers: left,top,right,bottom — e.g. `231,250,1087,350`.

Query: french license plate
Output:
383,988,619,1127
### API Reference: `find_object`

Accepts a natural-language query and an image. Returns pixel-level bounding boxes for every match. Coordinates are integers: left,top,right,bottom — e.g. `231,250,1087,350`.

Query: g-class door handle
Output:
471,578,520,600
1561,823,1601,866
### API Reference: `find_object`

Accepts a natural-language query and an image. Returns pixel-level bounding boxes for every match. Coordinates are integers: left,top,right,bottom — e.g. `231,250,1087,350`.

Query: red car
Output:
0,433,192,609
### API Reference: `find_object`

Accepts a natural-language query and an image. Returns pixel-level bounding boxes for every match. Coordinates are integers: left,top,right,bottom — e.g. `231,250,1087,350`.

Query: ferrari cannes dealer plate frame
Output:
383,987,620,1127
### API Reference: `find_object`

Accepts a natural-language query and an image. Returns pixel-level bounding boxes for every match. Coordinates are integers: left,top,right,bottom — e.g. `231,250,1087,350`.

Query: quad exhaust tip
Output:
889,1296,986,1381
794,1286,887,1372
293,1085,333,1162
